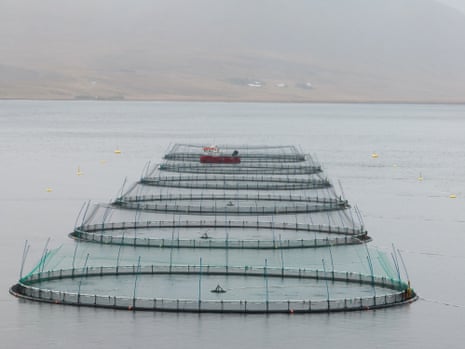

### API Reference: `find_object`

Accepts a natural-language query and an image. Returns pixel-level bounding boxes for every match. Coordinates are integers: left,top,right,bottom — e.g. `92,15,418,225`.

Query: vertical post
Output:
80,200,91,227
39,238,50,273
19,240,29,279
272,215,276,248
265,258,269,312
328,244,335,280
391,253,401,287
322,258,330,311
72,239,79,277
73,201,87,230
169,229,174,272
77,253,90,305
177,216,181,247
83,253,90,270
198,257,202,310
134,208,141,245
225,212,229,271
101,205,111,236
365,244,376,303
397,248,410,281
140,161,150,180
391,244,402,287
116,232,124,273
132,256,141,309
279,235,284,277
118,177,127,199
397,248,412,297
354,205,365,232
366,256,376,299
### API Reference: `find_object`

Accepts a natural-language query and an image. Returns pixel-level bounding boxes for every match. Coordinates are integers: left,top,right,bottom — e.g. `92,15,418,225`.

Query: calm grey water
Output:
1,101,464,348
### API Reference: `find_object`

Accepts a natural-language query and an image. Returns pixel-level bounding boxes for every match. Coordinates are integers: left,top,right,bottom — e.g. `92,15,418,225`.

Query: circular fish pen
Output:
158,163,322,175
11,264,415,313
140,175,331,190
10,143,417,313
70,222,368,249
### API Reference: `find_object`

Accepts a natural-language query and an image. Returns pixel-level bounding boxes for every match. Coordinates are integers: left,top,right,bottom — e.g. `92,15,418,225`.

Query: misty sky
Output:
438,0,465,13
1,0,465,102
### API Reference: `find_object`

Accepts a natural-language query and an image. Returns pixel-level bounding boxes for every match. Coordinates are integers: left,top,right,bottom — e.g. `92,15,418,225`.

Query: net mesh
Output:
11,144,416,313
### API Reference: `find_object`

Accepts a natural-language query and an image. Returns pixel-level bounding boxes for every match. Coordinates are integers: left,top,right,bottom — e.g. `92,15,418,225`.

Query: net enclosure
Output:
10,144,417,313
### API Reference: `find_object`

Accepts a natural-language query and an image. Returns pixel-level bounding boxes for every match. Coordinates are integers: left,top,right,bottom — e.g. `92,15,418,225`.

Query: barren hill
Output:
1,0,465,102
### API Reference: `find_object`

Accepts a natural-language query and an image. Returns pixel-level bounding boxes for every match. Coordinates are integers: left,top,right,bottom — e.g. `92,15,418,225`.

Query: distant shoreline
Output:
1,97,465,105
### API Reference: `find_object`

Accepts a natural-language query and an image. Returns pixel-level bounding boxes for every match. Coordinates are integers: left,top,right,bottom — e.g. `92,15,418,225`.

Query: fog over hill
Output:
1,0,465,102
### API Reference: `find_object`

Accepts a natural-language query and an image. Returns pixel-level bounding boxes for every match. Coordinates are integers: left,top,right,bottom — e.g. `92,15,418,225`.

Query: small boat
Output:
200,155,240,164
200,147,240,164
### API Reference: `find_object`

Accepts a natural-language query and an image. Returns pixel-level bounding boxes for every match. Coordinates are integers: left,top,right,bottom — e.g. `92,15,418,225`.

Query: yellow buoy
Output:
114,149,121,154
449,194,457,199
418,173,423,181
46,187,53,192
76,166,83,176
371,152,378,158
99,160,107,164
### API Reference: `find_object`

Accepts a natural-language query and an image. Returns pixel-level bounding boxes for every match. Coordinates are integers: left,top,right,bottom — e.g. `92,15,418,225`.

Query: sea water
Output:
1,100,464,348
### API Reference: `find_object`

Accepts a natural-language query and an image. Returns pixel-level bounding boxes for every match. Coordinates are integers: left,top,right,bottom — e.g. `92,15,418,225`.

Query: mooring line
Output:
419,297,465,308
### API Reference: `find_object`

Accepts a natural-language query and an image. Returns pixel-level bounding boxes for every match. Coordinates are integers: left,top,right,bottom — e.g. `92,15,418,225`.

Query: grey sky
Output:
1,0,465,102
437,0,465,13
